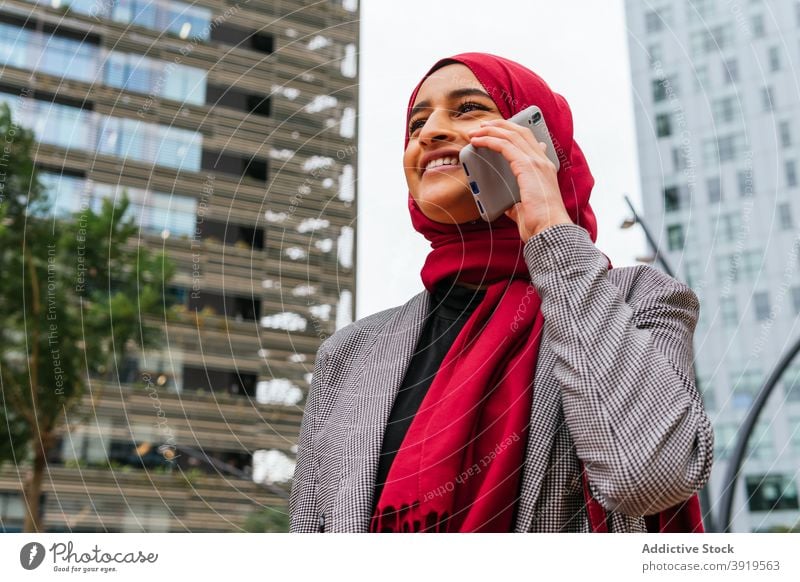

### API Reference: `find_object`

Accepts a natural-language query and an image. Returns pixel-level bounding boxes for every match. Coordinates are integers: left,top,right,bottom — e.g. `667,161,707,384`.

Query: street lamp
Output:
717,336,800,532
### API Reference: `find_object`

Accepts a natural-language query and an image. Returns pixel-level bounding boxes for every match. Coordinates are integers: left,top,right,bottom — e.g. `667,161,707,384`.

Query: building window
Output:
23,0,213,41
749,421,775,461
97,115,202,171
714,423,737,460
786,160,798,188
791,416,800,455
718,211,740,242
645,9,666,33
690,0,715,18
791,286,800,314
182,365,257,398
664,186,679,212
720,135,742,162
738,168,754,197
652,77,668,102
691,25,731,54
0,22,102,84
698,379,716,410
104,51,207,106
752,14,766,39
0,94,92,151
647,43,663,64
208,21,273,54
663,185,686,212
0,493,25,532
712,95,737,124
0,91,203,173
745,475,799,512
723,58,739,84
684,259,700,289
778,202,793,230
38,173,199,238
672,147,687,171
768,46,781,71
205,84,272,118
731,368,762,409
780,121,792,147
742,249,763,278
656,113,672,138
703,133,746,164
707,176,722,203
753,291,771,321
720,295,738,326
762,86,775,111
667,224,685,251
717,254,735,283
784,364,800,402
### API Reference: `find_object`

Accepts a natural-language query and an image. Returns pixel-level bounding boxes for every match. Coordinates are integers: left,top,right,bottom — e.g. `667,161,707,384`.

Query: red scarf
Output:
369,52,704,533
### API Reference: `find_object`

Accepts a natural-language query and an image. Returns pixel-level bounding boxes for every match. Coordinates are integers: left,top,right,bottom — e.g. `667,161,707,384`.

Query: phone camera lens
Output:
532,112,542,123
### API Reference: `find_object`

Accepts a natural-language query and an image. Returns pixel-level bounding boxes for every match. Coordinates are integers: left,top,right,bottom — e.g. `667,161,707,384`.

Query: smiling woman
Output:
402,70,504,224
289,52,713,533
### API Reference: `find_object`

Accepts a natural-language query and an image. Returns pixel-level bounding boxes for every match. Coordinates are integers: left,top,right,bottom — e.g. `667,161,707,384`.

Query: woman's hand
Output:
467,118,573,242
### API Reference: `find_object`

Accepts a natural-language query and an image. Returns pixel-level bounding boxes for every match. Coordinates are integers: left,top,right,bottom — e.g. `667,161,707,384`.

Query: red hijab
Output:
369,52,703,533
405,53,602,292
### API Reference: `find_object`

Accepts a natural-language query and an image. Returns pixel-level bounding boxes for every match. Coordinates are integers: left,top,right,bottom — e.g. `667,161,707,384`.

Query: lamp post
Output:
717,336,800,532
620,194,716,532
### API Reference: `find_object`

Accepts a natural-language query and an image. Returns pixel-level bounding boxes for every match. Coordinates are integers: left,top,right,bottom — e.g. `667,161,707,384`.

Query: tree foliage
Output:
0,102,176,531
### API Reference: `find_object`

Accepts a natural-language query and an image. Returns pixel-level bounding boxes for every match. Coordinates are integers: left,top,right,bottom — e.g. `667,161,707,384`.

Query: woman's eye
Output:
457,101,485,114
409,119,425,134
408,101,489,136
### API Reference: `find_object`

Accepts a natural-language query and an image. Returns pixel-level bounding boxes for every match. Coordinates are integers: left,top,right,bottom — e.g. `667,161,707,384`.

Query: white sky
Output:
355,0,648,319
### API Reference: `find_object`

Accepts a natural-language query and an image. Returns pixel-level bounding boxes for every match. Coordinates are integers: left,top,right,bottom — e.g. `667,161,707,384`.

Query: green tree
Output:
242,508,290,533
0,102,176,532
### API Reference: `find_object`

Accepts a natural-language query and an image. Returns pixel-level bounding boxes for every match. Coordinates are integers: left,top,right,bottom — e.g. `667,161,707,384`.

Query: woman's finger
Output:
469,123,549,166
477,119,546,154
470,122,534,151
469,135,554,175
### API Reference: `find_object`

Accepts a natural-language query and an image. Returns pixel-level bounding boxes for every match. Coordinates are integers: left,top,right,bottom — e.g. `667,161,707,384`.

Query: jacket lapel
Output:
333,290,431,532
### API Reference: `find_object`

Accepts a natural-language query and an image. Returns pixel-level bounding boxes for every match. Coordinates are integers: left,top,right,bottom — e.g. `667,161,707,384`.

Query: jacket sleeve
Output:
522,222,714,516
288,343,329,532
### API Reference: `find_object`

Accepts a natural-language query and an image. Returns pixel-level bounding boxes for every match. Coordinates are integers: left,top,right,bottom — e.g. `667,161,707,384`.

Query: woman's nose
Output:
418,110,457,144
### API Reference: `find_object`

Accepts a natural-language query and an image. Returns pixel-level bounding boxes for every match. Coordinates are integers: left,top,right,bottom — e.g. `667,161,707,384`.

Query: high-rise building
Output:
0,0,358,531
625,0,800,532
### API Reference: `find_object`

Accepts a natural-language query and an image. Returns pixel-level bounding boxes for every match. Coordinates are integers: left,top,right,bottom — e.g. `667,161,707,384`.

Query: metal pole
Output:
623,194,675,278
621,194,715,531
718,334,800,532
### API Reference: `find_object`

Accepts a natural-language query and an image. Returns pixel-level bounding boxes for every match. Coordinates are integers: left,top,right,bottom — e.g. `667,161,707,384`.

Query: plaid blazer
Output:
289,223,714,533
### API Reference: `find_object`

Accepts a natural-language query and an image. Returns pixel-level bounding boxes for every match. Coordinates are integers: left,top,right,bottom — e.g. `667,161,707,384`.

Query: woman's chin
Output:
417,201,481,224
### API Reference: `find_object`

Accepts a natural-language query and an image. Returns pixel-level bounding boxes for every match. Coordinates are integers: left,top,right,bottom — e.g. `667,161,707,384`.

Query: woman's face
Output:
404,63,504,224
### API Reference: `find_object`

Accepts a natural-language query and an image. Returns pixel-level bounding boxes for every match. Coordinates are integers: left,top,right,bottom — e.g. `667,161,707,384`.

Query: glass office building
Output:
0,0,358,531
625,0,800,532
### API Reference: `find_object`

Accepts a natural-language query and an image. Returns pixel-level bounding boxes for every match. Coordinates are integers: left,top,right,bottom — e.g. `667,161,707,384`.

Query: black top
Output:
372,280,487,507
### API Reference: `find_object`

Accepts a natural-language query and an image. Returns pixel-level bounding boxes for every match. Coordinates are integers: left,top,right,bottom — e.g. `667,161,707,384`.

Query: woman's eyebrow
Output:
409,88,493,118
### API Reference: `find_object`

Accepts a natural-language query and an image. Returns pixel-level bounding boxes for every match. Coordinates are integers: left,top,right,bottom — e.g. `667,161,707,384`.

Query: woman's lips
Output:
422,163,460,176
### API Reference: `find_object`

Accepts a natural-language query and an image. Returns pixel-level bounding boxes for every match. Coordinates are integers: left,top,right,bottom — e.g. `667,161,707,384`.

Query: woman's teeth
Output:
425,156,459,172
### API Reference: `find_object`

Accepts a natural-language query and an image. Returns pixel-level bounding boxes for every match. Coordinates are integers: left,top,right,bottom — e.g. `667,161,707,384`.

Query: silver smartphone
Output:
459,105,561,222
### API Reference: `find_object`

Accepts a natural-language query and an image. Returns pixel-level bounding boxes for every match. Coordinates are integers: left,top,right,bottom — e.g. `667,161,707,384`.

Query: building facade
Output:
625,0,800,532
0,0,358,531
